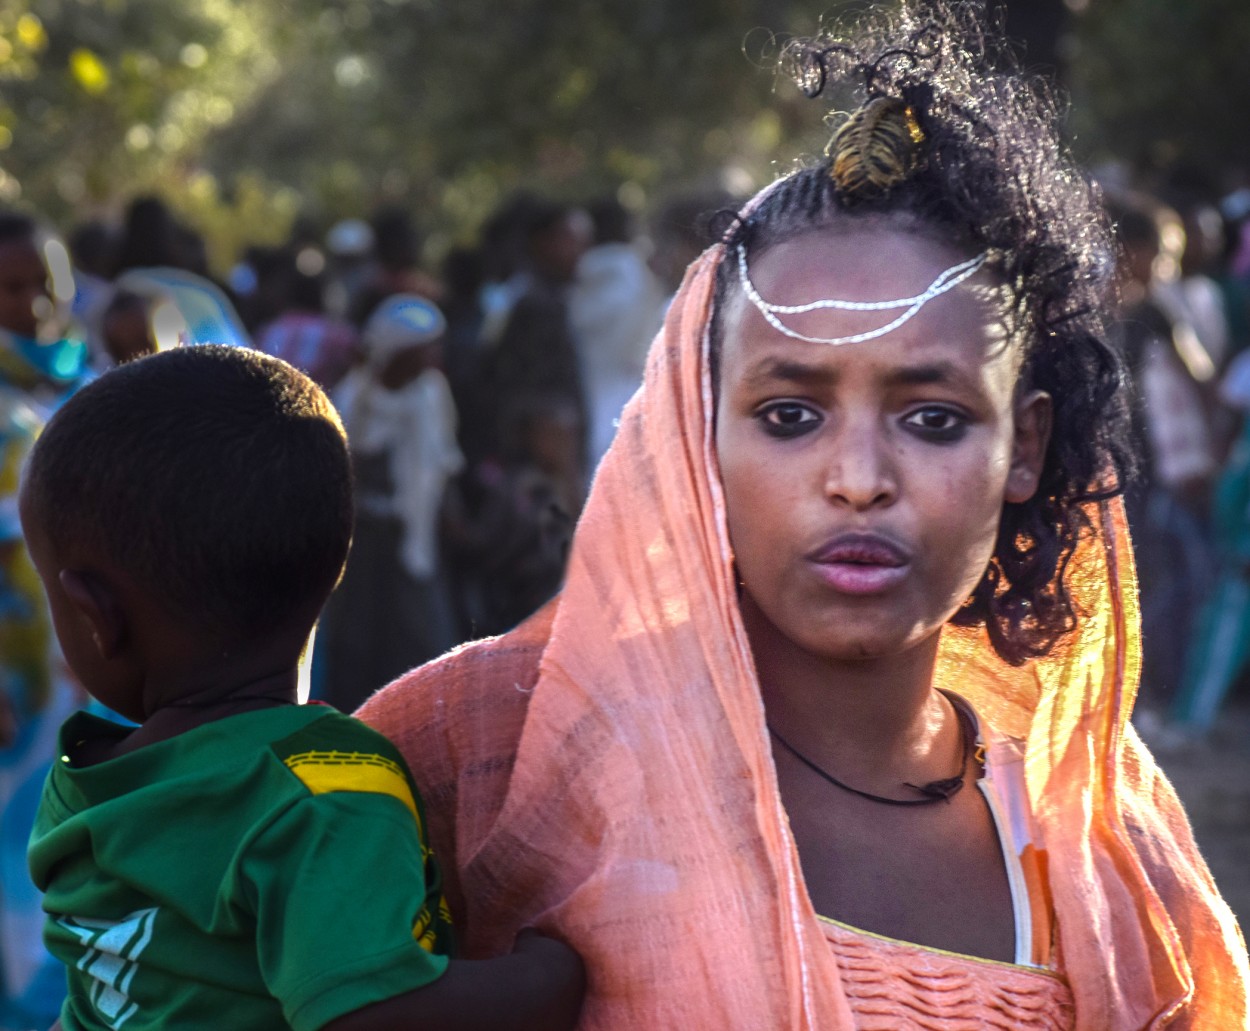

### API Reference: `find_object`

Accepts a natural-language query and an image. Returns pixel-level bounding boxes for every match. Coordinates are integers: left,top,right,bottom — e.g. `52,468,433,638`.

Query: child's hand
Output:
320,926,586,1031
512,928,586,1030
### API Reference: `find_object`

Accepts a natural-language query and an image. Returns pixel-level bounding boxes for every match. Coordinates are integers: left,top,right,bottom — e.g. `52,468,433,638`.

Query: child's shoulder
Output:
271,702,407,760
267,703,421,817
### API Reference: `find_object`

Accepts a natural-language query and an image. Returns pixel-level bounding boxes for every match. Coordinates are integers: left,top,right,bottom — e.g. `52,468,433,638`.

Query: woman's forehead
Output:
720,227,1019,376
745,226,989,306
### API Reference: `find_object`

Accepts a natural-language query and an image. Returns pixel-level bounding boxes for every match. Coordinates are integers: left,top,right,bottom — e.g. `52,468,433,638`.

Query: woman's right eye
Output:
756,402,821,438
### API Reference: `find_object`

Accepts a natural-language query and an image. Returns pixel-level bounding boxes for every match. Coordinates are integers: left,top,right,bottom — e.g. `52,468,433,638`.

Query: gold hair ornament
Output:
830,96,926,198
735,244,987,346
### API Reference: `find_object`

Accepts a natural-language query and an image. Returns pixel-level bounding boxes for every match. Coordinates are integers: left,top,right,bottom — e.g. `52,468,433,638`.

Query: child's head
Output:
1108,197,1167,294
710,0,1133,667
505,395,583,478
526,203,592,285
370,205,422,274
19,345,353,714
362,295,446,390
100,290,161,365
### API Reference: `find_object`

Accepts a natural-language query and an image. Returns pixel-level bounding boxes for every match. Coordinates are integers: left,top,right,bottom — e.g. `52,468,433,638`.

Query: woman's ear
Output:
1005,390,1052,504
58,569,128,659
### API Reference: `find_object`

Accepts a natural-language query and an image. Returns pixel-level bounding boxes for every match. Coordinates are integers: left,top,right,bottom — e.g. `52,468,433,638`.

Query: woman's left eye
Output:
902,406,967,439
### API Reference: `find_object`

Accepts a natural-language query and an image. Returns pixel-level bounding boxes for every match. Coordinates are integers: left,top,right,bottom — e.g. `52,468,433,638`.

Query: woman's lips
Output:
805,532,911,596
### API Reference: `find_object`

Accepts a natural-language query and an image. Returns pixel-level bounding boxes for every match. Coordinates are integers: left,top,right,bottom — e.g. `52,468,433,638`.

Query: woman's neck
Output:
742,595,953,786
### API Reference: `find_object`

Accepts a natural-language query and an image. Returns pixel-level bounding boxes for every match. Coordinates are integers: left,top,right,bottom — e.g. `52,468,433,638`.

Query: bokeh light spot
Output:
42,239,76,305
16,14,47,52
125,124,153,151
151,300,190,351
334,55,370,88
181,43,209,68
296,247,326,276
69,48,111,95
617,181,646,211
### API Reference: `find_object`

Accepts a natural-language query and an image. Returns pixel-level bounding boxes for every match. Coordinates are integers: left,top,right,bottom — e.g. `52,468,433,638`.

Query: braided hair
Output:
710,0,1134,666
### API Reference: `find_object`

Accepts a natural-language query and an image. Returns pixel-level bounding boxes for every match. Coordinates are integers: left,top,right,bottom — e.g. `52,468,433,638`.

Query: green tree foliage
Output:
204,0,852,239
0,0,295,264
1,0,274,199
2,0,863,256
1067,0,1250,174
4,0,1247,268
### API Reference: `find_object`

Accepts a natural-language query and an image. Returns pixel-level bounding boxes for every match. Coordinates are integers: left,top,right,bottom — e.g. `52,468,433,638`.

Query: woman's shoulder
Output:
355,601,555,770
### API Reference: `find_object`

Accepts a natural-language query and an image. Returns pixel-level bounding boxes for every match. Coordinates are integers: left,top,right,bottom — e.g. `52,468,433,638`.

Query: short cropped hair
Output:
24,345,353,642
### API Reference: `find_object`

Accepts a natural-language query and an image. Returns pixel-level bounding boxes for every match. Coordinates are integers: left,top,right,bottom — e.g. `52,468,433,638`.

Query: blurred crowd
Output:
3,170,1250,1022
0,186,730,1030
1103,174,1250,739
3,190,728,703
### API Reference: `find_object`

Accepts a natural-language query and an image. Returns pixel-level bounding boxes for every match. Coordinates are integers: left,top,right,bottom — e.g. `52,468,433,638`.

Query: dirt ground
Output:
1150,699,1250,934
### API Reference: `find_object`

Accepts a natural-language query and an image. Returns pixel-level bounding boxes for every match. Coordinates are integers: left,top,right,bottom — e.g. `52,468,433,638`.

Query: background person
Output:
322,296,463,713
0,211,90,1030
568,197,666,473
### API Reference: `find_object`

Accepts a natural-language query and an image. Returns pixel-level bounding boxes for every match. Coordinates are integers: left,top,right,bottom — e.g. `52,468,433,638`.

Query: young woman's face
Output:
715,227,1049,663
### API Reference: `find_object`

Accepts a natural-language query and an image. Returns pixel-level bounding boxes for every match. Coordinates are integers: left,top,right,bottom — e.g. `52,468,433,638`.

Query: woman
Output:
359,4,1248,1027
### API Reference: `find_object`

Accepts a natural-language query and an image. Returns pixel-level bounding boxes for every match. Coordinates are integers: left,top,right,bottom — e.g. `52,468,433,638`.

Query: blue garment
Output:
0,331,90,1026
1175,421,1250,730
5,336,87,386
0,680,78,1028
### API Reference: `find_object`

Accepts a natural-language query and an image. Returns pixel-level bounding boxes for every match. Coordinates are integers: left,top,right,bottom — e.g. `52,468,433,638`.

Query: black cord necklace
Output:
162,692,296,710
767,699,976,807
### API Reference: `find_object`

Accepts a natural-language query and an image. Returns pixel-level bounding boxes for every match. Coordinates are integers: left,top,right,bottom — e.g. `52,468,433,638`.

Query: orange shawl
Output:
359,246,1249,1029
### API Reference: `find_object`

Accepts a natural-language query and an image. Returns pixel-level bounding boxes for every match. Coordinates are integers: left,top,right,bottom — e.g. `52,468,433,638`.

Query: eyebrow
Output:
744,358,838,387
743,357,968,389
884,361,962,386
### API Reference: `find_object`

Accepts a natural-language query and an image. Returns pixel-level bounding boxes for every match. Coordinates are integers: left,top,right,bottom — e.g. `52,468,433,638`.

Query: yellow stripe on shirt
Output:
283,751,421,833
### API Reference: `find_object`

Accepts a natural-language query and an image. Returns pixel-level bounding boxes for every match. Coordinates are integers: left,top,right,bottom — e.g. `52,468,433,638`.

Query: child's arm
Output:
320,930,585,1031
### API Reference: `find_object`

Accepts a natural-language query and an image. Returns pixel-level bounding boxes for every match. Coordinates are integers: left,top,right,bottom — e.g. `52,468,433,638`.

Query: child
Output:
20,346,584,1030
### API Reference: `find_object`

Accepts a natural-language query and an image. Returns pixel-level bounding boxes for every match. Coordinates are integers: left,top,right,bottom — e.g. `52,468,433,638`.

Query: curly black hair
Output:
709,0,1135,666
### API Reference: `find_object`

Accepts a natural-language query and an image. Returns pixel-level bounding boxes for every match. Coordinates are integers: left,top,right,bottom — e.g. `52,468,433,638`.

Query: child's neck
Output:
91,666,302,764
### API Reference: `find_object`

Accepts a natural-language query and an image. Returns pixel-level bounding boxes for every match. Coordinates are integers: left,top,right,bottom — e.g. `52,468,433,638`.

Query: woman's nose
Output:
822,418,898,510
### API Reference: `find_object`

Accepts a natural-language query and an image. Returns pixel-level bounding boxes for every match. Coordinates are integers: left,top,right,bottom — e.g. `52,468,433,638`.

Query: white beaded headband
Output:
735,243,989,346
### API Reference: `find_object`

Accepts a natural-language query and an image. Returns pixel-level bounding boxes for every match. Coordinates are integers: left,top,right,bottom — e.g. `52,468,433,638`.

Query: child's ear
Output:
58,569,128,659
1005,390,1052,504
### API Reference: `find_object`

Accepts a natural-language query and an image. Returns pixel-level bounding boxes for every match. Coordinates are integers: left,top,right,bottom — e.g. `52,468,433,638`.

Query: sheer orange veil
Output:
359,240,1248,1029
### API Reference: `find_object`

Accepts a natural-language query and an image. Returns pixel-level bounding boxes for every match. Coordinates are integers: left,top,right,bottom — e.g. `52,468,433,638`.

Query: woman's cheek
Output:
925,454,1004,565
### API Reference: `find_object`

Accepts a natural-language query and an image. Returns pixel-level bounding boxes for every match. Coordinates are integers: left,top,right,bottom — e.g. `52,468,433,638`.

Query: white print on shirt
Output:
56,907,159,1029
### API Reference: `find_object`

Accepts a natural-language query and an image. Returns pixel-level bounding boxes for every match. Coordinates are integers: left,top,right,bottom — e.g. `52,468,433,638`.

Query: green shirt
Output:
28,705,453,1031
